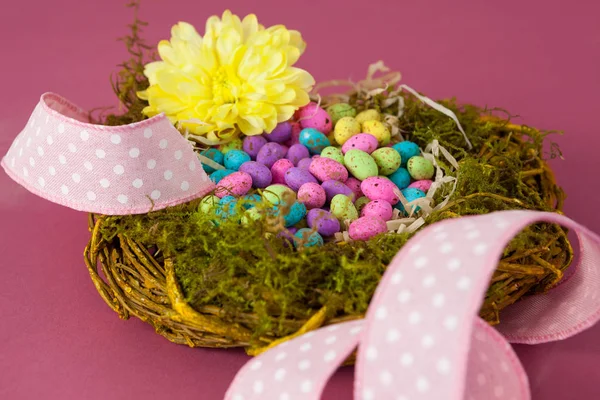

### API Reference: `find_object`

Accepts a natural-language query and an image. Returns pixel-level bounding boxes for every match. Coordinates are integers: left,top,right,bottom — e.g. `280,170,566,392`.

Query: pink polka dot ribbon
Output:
226,210,600,400
1,93,214,215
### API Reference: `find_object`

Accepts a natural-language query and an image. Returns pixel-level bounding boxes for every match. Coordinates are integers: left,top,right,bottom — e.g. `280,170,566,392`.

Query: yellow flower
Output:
138,11,315,142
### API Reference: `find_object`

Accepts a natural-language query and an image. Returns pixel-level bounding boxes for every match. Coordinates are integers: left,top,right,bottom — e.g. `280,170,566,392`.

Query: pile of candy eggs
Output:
197,102,436,249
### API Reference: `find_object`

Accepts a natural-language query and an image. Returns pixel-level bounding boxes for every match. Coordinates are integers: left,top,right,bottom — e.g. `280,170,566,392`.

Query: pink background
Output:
1,0,599,398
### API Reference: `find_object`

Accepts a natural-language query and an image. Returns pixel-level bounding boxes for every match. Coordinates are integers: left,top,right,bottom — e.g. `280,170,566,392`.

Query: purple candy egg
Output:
242,136,268,160
286,144,310,166
256,142,286,169
264,121,292,143
306,208,340,236
277,227,299,246
271,159,294,184
239,161,273,188
284,167,318,191
297,158,313,170
321,180,355,203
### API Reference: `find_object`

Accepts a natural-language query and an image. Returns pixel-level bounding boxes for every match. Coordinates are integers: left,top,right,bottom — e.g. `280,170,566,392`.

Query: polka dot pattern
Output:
1,92,214,214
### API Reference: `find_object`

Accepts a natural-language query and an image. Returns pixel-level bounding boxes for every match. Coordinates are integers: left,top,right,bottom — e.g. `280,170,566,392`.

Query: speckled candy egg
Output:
388,167,411,190
243,136,268,159
215,195,238,219
320,146,345,164
407,156,435,180
199,194,220,214
326,103,356,125
297,182,326,209
274,201,307,227
361,176,400,205
345,177,363,201
257,142,286,168
241,207,263,226
355,109,381,124
333,117,361,145
219,138,243,155
264,121,292,143
298,103,332,134
209,169,235,184
309,157,348,182
239,161,273,188
289,122,302,145
284,167,318,191
344,149,379,181
299,128,331,155
341,133,379,154
306,208,341,236
354,196,371,213
321,180,355,203
395,187,427,215
215,171,253,198
348,216,387,241
371,147,401,175
409,179,433,193
263,184,296,204
199,148,224,173
362,120,391,146
286,144,310,166
297,158,313,170
224,149,251,171
294,228,324,248
270,158,294,184
392,141,420,167
330,194,359,223
361,200,393,221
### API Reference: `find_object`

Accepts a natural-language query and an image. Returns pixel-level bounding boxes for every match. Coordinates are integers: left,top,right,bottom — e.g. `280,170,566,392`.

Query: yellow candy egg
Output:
334,117,361,145
355,109,381,124
362,120,391,146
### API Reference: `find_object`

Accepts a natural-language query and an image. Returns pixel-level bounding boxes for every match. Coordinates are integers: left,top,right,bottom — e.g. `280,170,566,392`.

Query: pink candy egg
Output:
341,134,379,154
361,200,393,221
289,122,302,146
408,179,433,192
215,171,253,198
309,157,348,182
297,182,327,209
345,177,363,200
298,103,333,134
348,216,388,241
360,176,400,205
271,159,294,184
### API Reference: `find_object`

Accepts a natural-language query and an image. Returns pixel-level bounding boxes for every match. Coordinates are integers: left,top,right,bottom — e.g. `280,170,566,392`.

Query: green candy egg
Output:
354,196,371,213
371,147,401,175
320,146,345,164
199,195,220,214
330,194,359,224
219,138,243,154
327,103,357,125
344,149,379,181
407,156,435,180
262,184,297,204
241,207,262,226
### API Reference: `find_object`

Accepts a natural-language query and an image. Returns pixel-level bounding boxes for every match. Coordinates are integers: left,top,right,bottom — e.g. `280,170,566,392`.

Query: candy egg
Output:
263,184,296,204
298,103,333,134
344,149,379,181
284,167,318,191
354,196,371,213
407,156,435,180
348,216,387,241
354,109,381,124
289,122,302,145
299,128,331,155
341,133,379,154
256,142,287,168
199,194,220,214
286,143,310,166
297,182,327,209
360,176,400,205
344,177,363,201
392,141,420,167
294,228,324,248
395,187,427,215
216,195,238,220
224,149,251,171
199,148,224,173
243,136,268,159
309,157,348,182
297,158,313,170
388,167,411,190
321,180,355,203
371,147,401,175
361,120,390,145
408,179,433,192
361,200,393,221
306,209,341,236
219,138,243,154
264,121,292,143
274,201,307,227
271,158,294,184
241,193,262,209
320,146,345,164
215,171,253,198
241,207,263,226
239,161,273,188
209,169,235,184
333,117,361,145
330,194,359,223
326,103,357,125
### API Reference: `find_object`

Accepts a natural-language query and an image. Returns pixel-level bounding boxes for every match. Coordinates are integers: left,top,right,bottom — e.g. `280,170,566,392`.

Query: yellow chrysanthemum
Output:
138,11,315,142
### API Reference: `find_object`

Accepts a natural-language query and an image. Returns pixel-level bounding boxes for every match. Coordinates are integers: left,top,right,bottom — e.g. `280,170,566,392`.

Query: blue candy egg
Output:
392,141,421,167
200,148,224,173
293,228,324,248
273,201,307,227
241,193,262,209
394,187,426,214
299,128,331,155
209,169,235,184
224,149,251,171
388,167,411,190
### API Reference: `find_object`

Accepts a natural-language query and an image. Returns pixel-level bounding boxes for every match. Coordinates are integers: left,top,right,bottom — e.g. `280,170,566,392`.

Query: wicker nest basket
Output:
84,120,573,352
